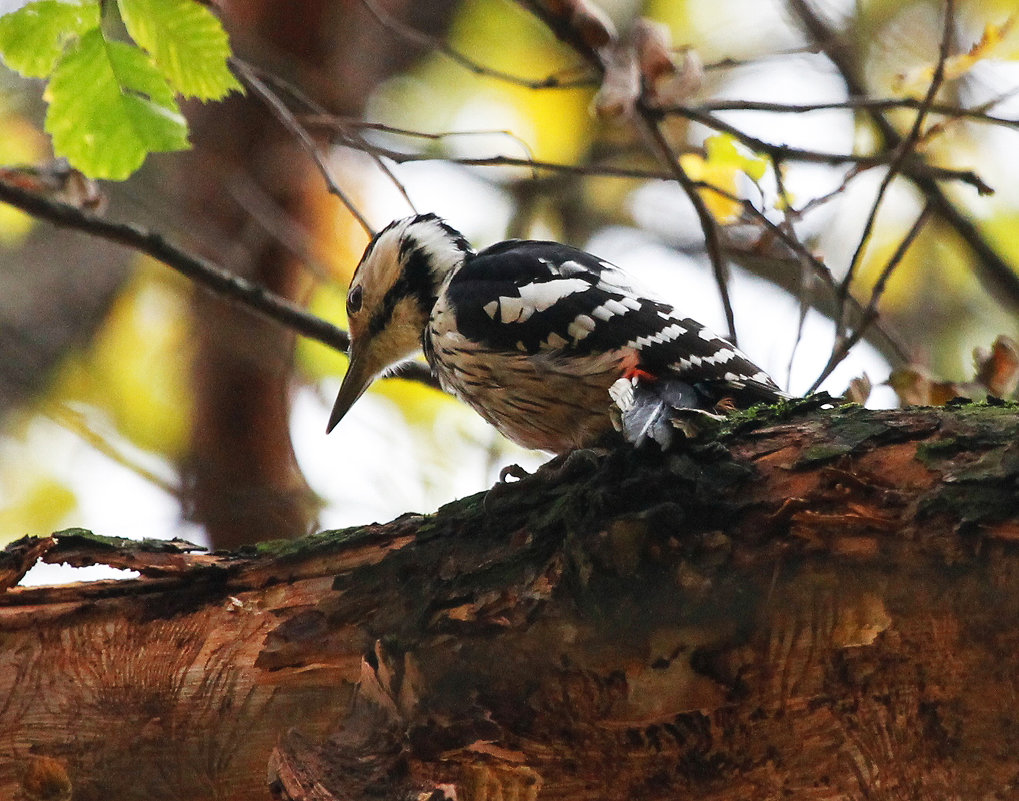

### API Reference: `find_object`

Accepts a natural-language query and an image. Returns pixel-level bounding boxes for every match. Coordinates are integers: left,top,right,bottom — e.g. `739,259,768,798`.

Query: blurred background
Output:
1,0,1018,574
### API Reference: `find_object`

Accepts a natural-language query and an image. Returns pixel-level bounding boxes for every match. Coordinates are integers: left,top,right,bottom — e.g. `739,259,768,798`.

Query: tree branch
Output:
0,178,438,389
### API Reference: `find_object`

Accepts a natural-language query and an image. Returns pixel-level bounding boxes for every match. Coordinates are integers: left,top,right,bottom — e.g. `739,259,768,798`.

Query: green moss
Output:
249,524,381,558
796,443,854,467
915,437,965,467
52,527,206,553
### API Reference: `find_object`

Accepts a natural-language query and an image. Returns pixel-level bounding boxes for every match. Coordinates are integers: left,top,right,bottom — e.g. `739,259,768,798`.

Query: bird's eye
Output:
346,285,363,316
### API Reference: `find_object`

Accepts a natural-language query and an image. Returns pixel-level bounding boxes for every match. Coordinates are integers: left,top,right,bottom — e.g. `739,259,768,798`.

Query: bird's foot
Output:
498,463,533,483
486,448,604,509
538,447,603,483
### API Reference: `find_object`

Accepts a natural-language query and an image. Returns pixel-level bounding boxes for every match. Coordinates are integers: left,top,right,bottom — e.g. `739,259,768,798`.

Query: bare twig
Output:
787,0,1019,312
808,204,933,392
303,115,539,176
236,60,420,215
353,141,672,180
685,95,1019,131
230,59,376,236
701,46,822,71
0,177,438,390
637,107,739,343
833,0,955,341
772,161,812,389
361,0,596,90
671,106,993,195
48,405,182,498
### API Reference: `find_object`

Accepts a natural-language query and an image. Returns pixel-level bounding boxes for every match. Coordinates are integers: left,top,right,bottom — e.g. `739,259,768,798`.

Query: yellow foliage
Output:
0,470,76,543
893,15,1017,94
983,212,1019,267
295,282,350,381
0,115,48,245
679,134,768,223
375,371,452,428
50,261,193,458
371,0,595,167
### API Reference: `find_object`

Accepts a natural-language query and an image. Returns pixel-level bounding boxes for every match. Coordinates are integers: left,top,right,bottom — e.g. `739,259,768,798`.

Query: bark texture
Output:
2,402,1018,801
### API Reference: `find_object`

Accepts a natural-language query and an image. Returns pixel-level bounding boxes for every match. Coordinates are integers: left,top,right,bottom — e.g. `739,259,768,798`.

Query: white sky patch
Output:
0,413,205,547
20,562,140,587
293,384,545,530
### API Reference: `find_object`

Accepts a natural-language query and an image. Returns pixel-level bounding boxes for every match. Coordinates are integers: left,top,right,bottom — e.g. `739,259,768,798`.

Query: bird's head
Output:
327,214,472,433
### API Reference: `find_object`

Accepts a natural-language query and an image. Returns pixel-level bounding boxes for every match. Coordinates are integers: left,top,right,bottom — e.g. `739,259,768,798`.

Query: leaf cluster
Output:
0,0,240,179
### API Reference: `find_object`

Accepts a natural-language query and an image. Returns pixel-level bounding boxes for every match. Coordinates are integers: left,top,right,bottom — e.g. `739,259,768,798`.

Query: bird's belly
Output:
427,335,635,453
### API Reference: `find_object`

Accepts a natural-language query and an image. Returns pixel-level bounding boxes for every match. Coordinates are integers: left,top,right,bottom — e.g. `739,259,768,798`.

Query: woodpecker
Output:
327,214,786,453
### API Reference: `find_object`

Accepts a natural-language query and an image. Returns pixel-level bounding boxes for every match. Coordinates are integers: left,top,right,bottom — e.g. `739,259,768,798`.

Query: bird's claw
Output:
487,449,603,509
499,463,532,483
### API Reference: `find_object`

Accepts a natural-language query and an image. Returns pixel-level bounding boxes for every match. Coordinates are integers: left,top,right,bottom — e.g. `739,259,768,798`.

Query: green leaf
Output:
45,29,189,180
116,0,240,100
0,0,100,78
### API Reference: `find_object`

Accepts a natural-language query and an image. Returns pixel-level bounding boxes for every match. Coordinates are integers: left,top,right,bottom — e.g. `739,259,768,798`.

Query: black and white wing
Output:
444,239,783,409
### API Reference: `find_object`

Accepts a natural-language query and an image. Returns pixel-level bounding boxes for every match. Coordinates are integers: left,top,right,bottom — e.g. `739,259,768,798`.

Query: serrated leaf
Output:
117,0,240,99
0,0,99,78
45,29,188,180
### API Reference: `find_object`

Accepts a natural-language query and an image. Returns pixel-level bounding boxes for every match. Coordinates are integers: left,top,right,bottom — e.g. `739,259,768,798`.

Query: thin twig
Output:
665,177,912,364
354,141,674,180
807,204,933,392
230,58,376,236
773,161,812,390
237,60,419,215
48,404,182,498
833,0,955,342
361,0,596,90
637,107,739,343
701,46,822,71
684,95,1019,130
787,0,1019,313
303,114,539,176
671,106,993,195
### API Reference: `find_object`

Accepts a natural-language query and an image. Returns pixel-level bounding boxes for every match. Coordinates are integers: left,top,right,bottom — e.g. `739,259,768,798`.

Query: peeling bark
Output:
2,402,1019,800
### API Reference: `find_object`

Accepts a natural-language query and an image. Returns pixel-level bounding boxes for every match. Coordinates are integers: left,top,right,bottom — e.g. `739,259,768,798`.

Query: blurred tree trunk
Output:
180,0,459,549
2,404,1018,801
